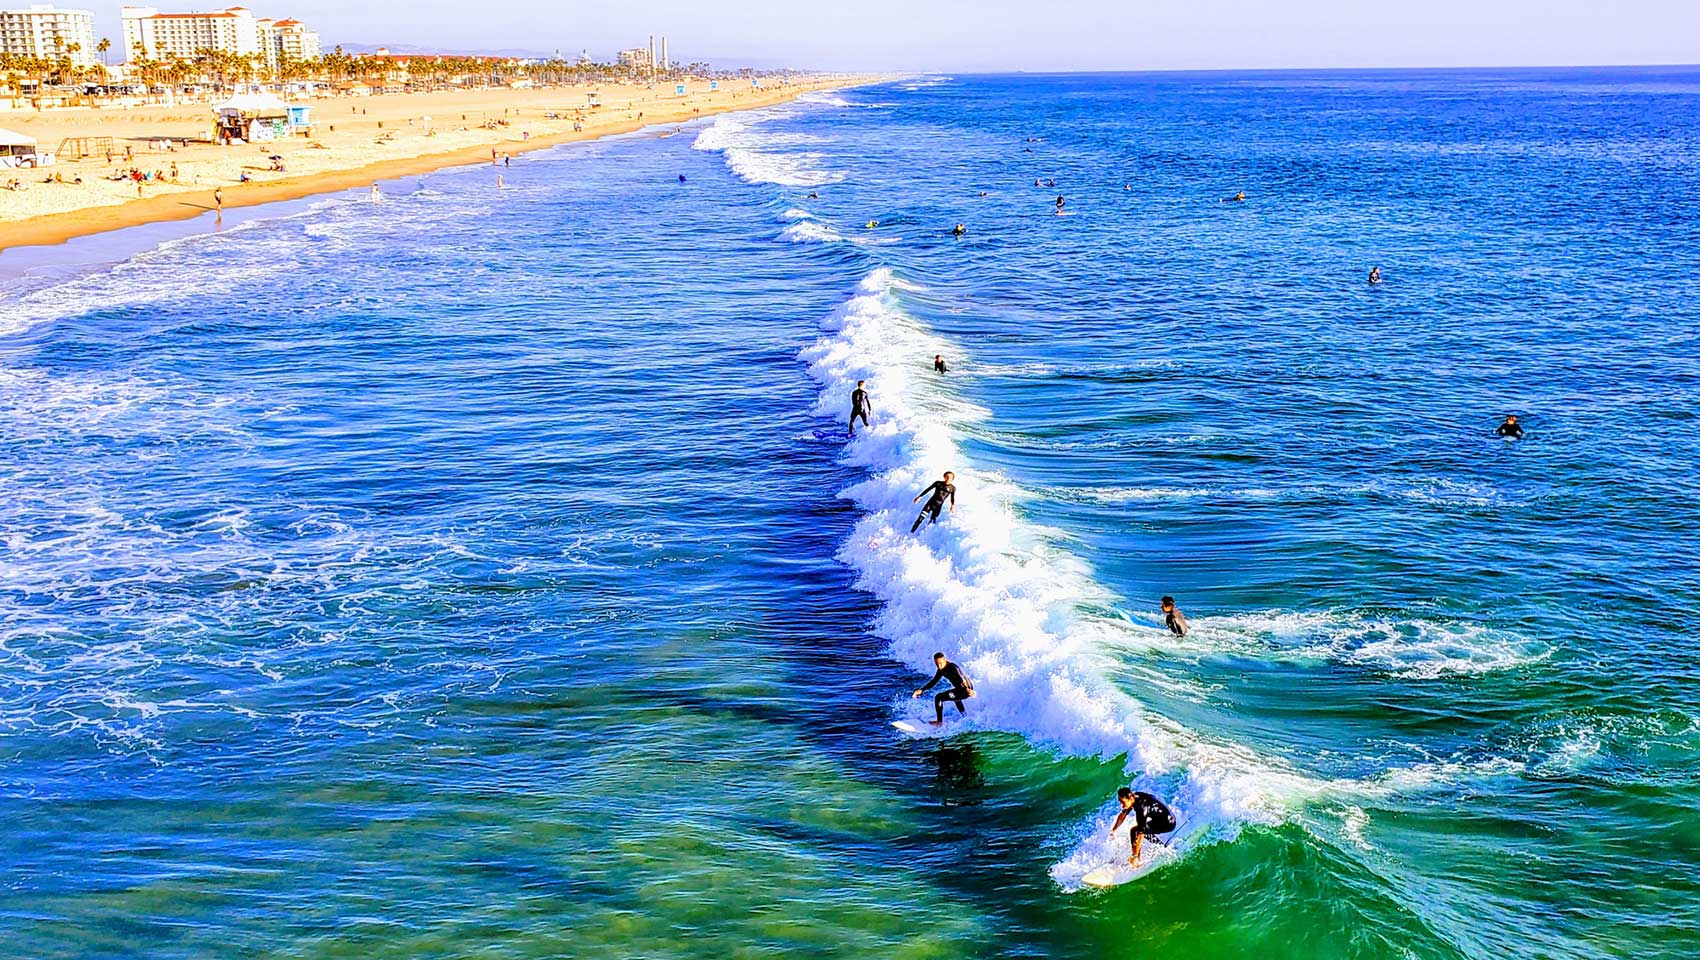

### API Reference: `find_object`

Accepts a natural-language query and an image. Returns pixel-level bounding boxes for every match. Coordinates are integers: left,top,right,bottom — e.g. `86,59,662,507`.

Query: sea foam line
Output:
799,269,1374,889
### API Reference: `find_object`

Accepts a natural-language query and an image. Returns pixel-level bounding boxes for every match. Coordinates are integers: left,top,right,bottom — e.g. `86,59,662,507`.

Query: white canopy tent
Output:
0,126,41,167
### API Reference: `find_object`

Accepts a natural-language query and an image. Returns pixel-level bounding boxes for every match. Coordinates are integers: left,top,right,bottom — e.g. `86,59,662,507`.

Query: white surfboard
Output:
1079,819,1208,888
891,720,926,734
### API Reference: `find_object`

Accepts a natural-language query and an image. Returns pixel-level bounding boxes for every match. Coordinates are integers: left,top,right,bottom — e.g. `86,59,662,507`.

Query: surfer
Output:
1368,266,1383,284
951,223,966,236
1224,190,1246,202
677,174,686,183
910,471,957,532
1161,596,1188,637
911,652,975,725
934,354,948,374
1495,415,1525,439
1110,787,1177,864
849,380,872,436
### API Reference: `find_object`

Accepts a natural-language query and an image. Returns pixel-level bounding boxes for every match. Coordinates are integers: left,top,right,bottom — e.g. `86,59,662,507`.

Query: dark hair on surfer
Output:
1117,787,1134,801
933,651,946,660
1160,596,1175,606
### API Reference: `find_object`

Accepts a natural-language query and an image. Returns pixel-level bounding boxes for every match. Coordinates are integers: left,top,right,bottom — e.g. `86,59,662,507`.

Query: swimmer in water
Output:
1034,178,1042,187
911,652,974,726
951,223,966,236
1160,596,1188,637
1223,190,1246,202
934,354,948,374
910,471,957,532
849,380,872,436
807,191,819,199
678,174,686,183
1495,415,1525,439
866,219,879,229
1368,266,1383,284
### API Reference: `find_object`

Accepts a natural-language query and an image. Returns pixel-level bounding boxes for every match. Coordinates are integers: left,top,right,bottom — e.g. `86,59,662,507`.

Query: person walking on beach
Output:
911,471,957,532
849,380,872,436
1161,596,1188,637
1495,415,1525,439
213,187,223,214
1109,787,1177,864
934,354,948,374
912,651,975,726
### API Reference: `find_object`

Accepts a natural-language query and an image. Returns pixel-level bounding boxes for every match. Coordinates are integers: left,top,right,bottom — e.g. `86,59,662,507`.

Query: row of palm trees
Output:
3,40,751,106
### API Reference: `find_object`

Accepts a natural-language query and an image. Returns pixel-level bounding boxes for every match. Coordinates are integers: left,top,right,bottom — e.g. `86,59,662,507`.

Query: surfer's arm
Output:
1110,809,1130,835
913,668,944,696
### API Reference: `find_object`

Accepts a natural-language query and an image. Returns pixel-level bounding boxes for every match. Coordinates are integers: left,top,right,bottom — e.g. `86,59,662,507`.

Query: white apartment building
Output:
266,17,317,61
121,5,318,65
0,5,98,66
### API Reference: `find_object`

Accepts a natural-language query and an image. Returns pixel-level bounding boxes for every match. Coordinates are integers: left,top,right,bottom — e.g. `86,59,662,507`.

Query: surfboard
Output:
891,720,926,734
1079,819,1208,889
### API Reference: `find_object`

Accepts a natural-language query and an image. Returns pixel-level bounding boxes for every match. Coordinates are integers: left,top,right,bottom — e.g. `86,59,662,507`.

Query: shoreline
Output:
0,77,882,255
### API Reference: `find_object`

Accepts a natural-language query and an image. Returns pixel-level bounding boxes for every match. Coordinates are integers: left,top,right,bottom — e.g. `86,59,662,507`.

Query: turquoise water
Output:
3,70,1698,958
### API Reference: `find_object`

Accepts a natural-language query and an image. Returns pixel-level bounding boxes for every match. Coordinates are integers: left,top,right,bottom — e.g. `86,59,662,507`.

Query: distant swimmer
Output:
678,174,686,183
951,223,966,236
1368,266,1383,284
807,191,820,199
1047,178,1056,188
849,379,872,436
1160,596,1188,637
911,651,975,726
910,471,957,532
1223,190,1246,202
934,354,948,374
978,191,988,197
1034,178,1043,187
1495,415,1525,439
866,219,879,229
1110,787,1177,864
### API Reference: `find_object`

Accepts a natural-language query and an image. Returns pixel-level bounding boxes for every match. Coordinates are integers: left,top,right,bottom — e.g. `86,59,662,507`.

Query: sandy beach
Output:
0,76,874,251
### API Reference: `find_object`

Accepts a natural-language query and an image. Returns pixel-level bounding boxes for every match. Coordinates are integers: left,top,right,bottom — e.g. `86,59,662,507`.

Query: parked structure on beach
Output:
0,4,97,66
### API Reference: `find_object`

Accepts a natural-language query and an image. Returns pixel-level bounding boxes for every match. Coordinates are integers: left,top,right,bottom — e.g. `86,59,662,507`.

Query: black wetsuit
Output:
911,480,956,532
1496,420,1524,439
850,388,871,433
920,661,973,722
934,358,948,374
1127,792,1176,848
1164,608,1189,637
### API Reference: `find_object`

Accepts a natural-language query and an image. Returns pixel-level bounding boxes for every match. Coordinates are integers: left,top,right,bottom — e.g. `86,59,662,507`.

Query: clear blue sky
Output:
78,0,1700,70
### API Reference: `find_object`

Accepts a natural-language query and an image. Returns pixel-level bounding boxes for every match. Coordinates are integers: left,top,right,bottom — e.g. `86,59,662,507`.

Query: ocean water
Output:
3,70,1699,959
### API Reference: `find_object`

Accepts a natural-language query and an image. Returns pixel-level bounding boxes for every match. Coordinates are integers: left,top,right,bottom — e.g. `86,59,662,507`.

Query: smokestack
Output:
661,37,668,73
648,35,655,79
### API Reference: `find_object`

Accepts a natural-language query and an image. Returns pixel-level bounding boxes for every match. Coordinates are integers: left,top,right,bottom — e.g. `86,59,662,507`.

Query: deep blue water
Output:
2,69,1698,959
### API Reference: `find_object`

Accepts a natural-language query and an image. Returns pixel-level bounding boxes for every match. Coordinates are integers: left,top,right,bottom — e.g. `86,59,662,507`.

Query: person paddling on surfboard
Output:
1111,787,1177,864
910,471,957,532
912,652,975,726
933,354,948,374
1495,414,1524,439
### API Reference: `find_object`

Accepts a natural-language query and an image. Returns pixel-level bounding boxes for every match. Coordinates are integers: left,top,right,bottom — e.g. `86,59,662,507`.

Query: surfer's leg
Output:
1130,830,1144,864
911,511,927,533
933,692,949,723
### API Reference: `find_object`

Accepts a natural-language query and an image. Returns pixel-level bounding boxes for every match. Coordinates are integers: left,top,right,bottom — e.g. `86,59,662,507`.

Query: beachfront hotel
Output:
120,5,319,65
0,4,98,65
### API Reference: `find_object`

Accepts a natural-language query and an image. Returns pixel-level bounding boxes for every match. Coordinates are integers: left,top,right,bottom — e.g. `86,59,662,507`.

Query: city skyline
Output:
34,0,1700,70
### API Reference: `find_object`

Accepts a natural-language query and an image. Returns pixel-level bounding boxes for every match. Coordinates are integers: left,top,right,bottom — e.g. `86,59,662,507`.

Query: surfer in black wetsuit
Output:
1111,787,1177,863
849,380,872,436
1224,190,1246,202
933,354,948,374
1161,596,1188,637
951,223,966,236
912,651,975,725
910,471,956,532
1368,266,1383,284
1495,415,1524,439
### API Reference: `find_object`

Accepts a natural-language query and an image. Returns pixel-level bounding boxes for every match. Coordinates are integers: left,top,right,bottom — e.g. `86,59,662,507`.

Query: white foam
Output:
781,220,845,244
801,270,1353,884
693,113,845,187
